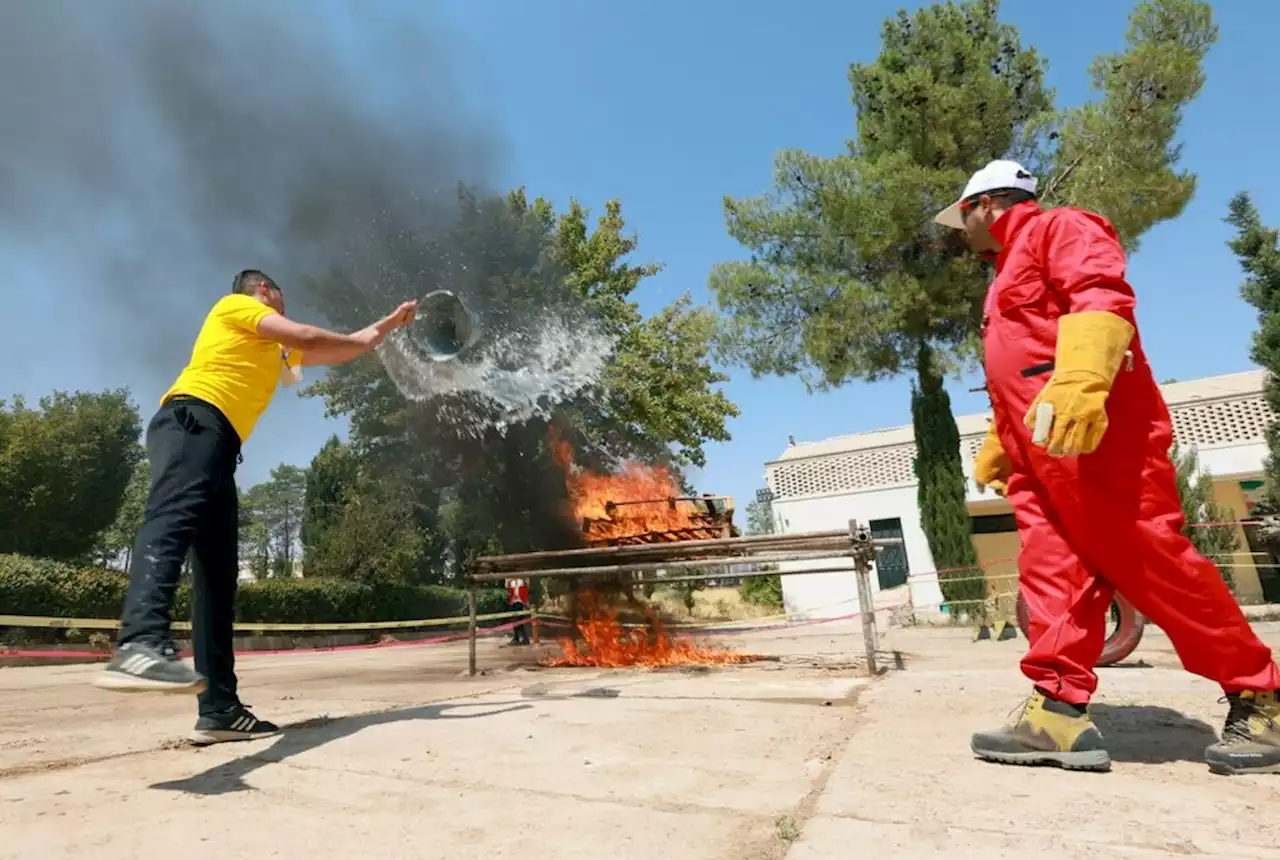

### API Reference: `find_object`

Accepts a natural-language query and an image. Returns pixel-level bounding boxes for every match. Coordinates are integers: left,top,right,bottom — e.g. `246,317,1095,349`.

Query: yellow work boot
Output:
971,691,1111,772
1205,690,1280,775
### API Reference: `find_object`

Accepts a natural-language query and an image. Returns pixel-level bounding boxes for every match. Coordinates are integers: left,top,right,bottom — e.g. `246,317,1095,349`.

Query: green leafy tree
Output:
745,497,776,536
709,0,1215,605
304,475,427,584
97,451,149,570
739,575,783,610
266,465,308,577
739,495,783,607
303,187,739,576
239,465,308,578
1171,443,1238,587
238,484,272,579
1227,192,1280,508
301,435,358,572
541,195,739,471
0,390,143,561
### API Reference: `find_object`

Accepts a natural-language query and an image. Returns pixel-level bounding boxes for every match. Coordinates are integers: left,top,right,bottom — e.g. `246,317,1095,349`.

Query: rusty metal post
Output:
467,579,478,677
848,519,879,676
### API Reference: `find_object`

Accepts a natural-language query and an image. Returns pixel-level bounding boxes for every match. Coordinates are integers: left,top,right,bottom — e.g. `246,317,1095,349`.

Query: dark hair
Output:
232,269,280,295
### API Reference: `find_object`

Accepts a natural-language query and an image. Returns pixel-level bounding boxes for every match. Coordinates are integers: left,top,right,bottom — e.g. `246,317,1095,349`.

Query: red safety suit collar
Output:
990,200,1043,271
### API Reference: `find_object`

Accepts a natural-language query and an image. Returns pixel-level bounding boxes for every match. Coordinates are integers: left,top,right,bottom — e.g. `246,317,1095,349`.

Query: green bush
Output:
0,554,508,630
739,573,783,609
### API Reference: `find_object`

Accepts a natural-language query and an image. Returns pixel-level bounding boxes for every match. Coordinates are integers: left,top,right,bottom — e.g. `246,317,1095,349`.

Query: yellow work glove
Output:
972,423,1012,496
1024,310,1135,458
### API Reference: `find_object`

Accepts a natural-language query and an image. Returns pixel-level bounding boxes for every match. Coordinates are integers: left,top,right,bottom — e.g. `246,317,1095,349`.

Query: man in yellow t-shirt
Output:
96,269,416,746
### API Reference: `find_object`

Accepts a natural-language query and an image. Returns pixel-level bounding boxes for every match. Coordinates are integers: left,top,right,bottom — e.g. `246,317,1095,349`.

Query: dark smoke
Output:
0,0,498,367
0,1,598,558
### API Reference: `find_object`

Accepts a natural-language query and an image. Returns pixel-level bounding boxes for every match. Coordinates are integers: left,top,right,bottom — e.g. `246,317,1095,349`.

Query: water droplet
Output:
376,313,614,436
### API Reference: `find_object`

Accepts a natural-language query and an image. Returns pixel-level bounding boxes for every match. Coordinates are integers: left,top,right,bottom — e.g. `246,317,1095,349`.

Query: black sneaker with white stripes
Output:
189,705,280,746
94,641,207,694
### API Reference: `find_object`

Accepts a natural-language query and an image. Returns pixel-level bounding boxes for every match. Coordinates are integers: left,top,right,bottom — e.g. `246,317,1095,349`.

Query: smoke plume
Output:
0,0,602,558
0,0,499,366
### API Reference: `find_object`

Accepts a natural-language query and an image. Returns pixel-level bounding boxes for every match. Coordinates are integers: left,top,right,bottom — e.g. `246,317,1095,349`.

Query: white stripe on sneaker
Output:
231,715,254,732
120,653,159,675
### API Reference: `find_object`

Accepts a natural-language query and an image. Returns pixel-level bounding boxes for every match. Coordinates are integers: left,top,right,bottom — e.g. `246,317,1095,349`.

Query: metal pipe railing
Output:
468,548,868,583
472,528,893,571
465,520,894,678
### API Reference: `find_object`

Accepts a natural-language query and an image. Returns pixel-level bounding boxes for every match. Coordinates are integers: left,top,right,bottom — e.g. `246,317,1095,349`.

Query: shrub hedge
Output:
0,553,508,630
738,573,783,609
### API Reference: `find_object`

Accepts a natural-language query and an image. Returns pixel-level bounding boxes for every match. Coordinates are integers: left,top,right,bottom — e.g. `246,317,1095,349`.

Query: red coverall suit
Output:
982,200,1280,704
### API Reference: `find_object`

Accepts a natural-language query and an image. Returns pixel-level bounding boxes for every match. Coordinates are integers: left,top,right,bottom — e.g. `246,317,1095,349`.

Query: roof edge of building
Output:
767,368,1268,464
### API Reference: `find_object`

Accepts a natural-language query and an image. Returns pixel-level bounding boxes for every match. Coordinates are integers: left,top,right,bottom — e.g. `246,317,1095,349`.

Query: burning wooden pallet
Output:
581,495,738,548
467,522,895,675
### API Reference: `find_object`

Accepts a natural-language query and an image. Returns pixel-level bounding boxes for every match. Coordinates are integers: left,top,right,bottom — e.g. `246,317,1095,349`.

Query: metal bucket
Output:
412,290,476,361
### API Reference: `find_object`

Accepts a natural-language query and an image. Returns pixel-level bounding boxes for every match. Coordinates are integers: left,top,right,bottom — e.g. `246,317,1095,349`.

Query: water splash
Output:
376,310,614,436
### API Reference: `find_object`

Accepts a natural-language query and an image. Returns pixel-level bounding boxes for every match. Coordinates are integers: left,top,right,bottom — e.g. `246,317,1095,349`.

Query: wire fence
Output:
900,517,1278,622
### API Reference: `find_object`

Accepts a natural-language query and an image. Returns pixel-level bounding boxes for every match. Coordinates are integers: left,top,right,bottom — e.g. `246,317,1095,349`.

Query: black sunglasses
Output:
960,190,1023,218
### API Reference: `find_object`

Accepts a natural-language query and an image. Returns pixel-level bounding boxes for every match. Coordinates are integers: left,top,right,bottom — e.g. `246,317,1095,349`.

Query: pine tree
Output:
710,0,1215,615
1226,192,1280,508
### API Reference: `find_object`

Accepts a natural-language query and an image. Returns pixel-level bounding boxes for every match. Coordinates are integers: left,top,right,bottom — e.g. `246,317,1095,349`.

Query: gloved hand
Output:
973,423,1011,495
1025,310,1135,458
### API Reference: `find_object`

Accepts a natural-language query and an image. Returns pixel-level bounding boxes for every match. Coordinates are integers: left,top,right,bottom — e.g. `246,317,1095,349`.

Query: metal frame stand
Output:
464,525,894,677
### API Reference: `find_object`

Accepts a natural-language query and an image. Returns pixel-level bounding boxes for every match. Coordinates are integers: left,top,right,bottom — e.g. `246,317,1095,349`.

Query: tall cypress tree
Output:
912,345,982,610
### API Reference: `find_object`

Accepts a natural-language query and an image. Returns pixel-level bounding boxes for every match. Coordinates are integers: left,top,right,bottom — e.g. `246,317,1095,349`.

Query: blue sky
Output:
3,0,1279,522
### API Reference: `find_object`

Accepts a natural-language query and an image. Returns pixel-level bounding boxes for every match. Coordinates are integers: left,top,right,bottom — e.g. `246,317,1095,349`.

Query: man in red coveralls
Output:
934,159,1280,775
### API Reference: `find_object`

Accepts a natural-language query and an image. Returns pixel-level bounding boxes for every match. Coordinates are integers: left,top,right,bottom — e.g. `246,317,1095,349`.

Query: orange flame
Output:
550,431,701,541
540,593,758,669
544,432,749,668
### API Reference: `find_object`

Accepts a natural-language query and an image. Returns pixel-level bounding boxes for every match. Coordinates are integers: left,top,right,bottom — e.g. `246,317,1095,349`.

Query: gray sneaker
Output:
189,705,280,746
94,641,207,694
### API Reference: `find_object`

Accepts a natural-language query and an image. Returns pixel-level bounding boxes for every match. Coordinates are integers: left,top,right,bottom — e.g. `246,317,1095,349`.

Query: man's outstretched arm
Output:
258,301,417,367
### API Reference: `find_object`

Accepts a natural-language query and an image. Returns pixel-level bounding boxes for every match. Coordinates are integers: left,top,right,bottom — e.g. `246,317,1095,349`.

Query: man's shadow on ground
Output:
150,699,535,796
1090,704,1219,764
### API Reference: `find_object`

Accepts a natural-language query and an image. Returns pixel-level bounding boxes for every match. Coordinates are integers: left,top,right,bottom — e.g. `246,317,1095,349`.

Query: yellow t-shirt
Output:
162,294,304,443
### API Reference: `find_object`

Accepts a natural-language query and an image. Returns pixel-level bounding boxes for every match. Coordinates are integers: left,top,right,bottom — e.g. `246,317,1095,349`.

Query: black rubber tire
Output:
1015,590,1145,667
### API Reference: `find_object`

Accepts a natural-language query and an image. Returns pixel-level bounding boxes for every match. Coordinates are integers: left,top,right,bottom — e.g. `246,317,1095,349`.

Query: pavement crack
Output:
216,753,772,820
740,689,867,860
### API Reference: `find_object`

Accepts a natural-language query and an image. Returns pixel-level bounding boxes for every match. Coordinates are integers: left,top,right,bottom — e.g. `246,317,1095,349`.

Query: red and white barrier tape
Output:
0,619,530,661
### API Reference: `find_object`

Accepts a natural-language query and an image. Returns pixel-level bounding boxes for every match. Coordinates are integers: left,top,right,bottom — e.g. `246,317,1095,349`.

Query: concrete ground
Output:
1,621,1278,860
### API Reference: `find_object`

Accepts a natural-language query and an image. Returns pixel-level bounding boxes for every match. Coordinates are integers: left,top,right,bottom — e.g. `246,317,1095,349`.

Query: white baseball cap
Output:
933,159,1038,229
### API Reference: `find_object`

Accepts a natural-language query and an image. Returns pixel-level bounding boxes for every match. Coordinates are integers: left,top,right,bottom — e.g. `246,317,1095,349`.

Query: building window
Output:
971,513,1017,535
870,518,909,589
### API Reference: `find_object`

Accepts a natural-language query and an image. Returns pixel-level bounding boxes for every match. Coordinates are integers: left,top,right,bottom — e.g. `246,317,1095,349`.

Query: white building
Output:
763,370,1280,618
